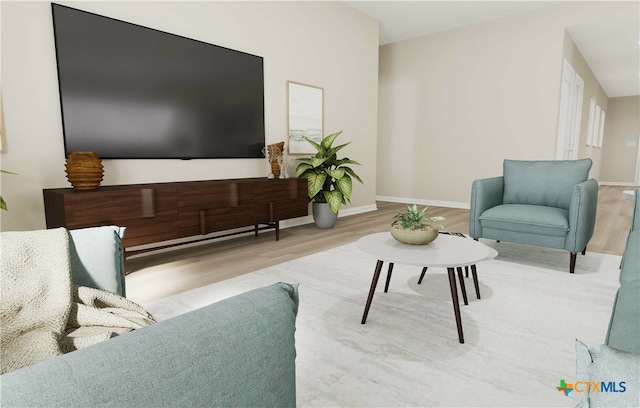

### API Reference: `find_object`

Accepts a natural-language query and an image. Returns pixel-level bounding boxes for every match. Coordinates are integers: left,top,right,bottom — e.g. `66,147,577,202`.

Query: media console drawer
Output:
43,178,308,254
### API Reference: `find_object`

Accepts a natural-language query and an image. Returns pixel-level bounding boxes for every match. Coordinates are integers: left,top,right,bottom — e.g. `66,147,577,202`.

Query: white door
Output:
556,60,584,160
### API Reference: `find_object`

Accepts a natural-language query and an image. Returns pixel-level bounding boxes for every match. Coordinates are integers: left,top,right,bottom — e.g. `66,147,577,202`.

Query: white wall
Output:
601,96,640,184
0,1,379,231
562,31,609,179
376,1,637,206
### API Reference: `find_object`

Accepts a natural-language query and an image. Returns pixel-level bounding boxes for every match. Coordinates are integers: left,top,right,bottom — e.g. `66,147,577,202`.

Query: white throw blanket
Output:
1,228,156,374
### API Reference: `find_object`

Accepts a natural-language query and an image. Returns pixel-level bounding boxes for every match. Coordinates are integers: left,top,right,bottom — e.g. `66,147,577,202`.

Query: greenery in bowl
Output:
295,130,363,214
392,204,445,230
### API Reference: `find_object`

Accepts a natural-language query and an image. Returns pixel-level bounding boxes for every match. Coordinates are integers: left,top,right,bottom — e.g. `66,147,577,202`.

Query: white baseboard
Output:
598,181,640,187
376,195,470,210
280,203,378,228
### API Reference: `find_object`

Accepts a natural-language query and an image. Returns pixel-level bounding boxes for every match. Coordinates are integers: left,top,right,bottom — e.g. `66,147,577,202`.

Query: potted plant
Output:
0,169,17,211
295,130,363,228
390,204,445,245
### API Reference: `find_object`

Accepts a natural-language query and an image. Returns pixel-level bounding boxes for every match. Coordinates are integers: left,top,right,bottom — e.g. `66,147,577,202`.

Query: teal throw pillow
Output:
68,226,126,296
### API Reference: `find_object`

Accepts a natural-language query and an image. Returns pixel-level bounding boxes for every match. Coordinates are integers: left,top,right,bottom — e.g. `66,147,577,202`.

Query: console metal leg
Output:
361,260,384,324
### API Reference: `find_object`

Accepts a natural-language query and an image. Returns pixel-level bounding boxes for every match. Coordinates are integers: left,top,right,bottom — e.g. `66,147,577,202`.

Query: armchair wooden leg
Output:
570,253,577,274
582,248,586,255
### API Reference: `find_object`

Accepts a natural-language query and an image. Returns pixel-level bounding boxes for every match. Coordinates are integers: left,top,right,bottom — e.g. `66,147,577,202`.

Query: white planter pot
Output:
312,202,338,229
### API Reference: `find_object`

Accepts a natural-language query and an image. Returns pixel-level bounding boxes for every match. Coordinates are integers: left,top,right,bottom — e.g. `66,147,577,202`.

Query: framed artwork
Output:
586,98,595,146
593,104,601,149
597,109,605,148
287,81,323,155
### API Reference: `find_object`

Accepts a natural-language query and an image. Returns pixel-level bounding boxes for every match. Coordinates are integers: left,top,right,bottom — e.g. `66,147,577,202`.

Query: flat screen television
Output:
51,3,265,159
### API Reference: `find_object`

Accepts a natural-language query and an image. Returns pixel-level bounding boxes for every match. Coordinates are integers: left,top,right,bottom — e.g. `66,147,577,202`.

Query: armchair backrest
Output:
502,159,592,210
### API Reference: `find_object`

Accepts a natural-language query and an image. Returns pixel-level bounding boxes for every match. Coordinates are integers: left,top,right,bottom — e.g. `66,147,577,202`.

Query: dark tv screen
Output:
51,3,265,159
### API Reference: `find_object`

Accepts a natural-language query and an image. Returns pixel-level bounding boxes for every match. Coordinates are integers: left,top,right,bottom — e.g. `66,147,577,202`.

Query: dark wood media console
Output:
43,178,308,255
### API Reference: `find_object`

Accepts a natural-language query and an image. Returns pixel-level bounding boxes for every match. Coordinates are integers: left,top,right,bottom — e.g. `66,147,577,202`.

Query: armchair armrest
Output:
0,282,299,408
566,178,598,253
469,176,504,238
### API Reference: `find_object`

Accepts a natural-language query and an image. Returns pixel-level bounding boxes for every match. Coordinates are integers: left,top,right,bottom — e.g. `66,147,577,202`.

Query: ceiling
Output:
346,1,640,97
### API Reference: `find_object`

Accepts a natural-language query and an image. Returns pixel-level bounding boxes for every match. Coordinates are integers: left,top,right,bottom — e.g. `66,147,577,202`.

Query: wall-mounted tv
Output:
51,3,265,159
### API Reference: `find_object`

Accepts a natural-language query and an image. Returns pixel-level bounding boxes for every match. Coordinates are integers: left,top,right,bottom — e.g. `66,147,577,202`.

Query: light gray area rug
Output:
144,239,622,407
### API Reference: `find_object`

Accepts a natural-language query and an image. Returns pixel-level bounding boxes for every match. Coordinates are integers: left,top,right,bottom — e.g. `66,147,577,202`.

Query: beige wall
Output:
376,1,637,207
601,96,640,183
0,1,379,231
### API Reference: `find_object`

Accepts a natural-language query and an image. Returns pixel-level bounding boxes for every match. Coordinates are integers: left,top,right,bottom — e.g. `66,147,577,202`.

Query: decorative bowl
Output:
390,225,438,245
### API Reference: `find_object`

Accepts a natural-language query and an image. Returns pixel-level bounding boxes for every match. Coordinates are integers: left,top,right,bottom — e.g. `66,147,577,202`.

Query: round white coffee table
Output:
357,232,498,343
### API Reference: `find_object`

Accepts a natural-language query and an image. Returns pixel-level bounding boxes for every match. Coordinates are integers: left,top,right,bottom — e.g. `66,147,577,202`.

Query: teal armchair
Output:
469,159,598,273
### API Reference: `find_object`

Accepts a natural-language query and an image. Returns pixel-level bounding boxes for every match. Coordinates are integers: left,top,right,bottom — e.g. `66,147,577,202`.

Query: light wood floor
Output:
125,185,635,304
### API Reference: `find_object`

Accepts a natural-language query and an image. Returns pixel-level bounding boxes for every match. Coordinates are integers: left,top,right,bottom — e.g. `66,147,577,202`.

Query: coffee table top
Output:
357,232,497,268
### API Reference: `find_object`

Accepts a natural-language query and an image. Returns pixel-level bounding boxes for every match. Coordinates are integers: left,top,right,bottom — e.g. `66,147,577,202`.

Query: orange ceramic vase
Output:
65,151,104,190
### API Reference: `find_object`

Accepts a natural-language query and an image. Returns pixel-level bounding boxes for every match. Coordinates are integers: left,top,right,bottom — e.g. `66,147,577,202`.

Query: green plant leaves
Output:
326,168,345,179
295,162,312,177
294,130,363,214
335,175,352,200
311,156,328,168
321,131,342,149
392,205,446,230
324,190,343,213
0,170,17,211
306,172,327,199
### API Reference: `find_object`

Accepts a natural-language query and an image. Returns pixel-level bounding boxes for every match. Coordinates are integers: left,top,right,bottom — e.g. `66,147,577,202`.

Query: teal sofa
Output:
0,226,299,407
574,189,640,408
470,159,598,273
604,188,639,354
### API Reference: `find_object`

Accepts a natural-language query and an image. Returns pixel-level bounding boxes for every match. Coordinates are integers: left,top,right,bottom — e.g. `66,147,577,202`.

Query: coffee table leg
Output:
417,267,428,284
361,260,384,324
471,264,481,299
384,263,394,293
447,267,465,343
456,267,468,305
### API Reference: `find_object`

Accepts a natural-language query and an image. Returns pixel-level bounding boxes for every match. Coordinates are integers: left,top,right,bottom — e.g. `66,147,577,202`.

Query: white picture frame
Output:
586,98,595,146
593,104,601,149
597,109,605,148
287,81,324,155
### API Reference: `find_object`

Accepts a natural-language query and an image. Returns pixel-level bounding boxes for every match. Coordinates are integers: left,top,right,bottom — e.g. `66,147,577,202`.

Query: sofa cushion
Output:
68,226,126,296
502,159,592,210
0,282,299,408
575,340,640,407
604,279,640,354
479,204,569,237
619,230,639,285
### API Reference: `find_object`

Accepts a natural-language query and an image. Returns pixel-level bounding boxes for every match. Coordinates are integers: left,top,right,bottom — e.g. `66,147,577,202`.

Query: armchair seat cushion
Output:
479,204,569,237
